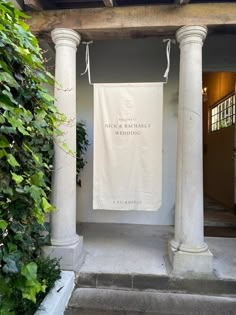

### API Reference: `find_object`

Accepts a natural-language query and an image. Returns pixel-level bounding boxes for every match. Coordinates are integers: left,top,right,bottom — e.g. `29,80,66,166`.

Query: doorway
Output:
203,72,236,237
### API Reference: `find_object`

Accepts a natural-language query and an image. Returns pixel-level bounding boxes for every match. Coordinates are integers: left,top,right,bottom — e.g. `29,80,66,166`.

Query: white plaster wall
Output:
75,34,236,225
76,38,179,225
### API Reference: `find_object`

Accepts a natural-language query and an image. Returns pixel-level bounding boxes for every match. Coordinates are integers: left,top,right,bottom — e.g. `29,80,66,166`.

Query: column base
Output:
168,242,213,277
43,236,84,271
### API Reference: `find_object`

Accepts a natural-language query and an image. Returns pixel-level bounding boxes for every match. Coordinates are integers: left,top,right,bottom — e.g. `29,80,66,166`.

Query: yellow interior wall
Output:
203,72,236,209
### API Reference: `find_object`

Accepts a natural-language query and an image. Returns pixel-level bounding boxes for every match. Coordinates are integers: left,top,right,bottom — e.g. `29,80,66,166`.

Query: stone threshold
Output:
35,271,75,315
76,272,236,296
66,288,236,315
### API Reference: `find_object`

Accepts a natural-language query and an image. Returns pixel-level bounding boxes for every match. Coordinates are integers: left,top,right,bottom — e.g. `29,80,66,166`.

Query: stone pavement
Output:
77,223,236,280
65,223,236,315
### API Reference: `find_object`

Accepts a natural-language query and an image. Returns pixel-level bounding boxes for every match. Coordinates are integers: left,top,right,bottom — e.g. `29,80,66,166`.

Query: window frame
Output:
209,91,235,133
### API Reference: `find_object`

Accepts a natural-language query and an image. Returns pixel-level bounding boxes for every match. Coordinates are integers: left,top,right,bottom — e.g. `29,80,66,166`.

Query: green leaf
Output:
42,197,54,213
22,283,46,304
7,242,17,252
0,115,5,123
20,262,46,303
10,222,24,234
2,257,19,274
0,219,7,230
0,295,15,315
0,135,10,148
32,207,45,224
0,94,14,110
0,275,12,295
0,72,19,89
11,172,24,184
21,262,37,283
36,109,47,120
5,116,20,129
25,185,42,206
0,309,15,315
32,152,40,164
0,60,11,73
18,125,30,136
6,116,29,135
31,171,44,186
41,92,54,102
2,89,17,104
7,154,20,168
0,149,6,158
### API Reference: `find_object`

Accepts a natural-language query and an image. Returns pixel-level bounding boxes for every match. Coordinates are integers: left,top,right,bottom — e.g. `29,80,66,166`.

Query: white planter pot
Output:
35,271,75,315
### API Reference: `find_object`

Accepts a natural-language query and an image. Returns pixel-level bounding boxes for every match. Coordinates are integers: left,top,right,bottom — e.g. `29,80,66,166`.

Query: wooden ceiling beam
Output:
27,3,236,40
52,0,101,2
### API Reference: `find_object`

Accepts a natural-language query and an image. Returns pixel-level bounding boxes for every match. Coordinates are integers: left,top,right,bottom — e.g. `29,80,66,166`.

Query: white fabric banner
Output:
93,83,163,211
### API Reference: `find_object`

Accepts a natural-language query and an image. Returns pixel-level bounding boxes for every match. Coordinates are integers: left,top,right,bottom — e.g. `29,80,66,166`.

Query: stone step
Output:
76,272,236,296
65,288,236,315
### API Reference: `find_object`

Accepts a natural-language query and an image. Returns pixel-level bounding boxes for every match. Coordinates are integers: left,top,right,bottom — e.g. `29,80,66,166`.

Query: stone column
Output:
43,28,83,271
168,25,213,275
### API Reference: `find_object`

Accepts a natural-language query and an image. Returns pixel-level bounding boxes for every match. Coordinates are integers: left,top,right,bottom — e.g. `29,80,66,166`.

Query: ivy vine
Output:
76,121,89,186
0,1,61,313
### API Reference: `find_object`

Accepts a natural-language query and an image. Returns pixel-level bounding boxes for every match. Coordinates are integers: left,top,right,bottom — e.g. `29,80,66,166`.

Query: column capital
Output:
176,25,207,46
51,28,81,49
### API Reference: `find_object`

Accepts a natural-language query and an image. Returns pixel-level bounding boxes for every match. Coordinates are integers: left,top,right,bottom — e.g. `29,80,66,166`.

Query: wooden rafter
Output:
24,0,43,10
176,0,191,4
103,0,114,7
27,3,236,40
9,0,24,9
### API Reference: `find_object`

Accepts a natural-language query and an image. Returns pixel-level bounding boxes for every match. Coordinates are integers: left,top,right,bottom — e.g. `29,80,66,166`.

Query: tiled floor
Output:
204,197,236,237
204,197,236,227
